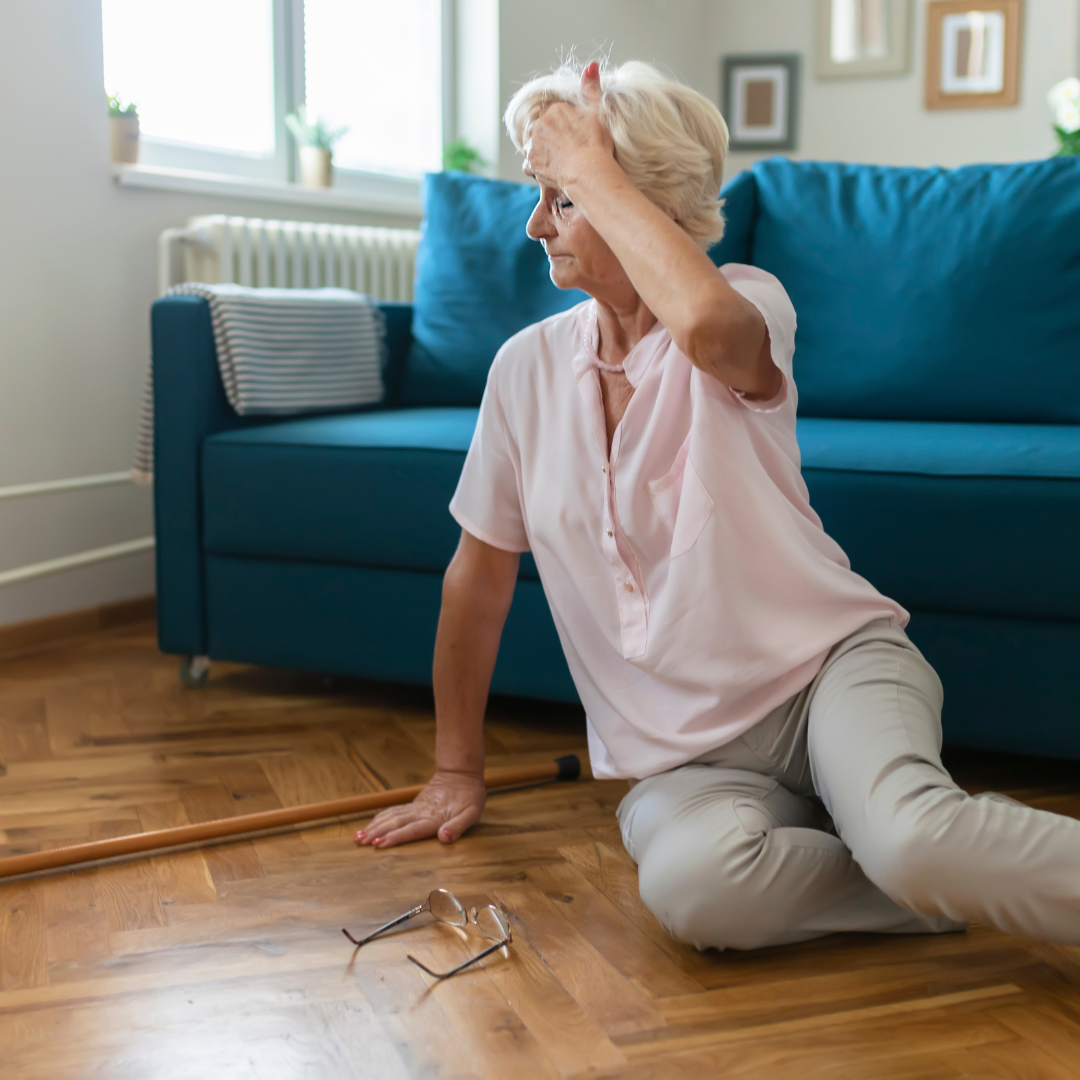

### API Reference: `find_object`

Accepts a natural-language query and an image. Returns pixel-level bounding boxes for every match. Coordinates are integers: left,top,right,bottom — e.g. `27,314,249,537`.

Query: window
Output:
102,0,447,188
304,0,443,177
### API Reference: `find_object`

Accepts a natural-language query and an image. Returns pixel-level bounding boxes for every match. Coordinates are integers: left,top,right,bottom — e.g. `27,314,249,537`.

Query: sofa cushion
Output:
202,407,541,579
799,418,1080,619
751,156,1080,423
399,172,587,407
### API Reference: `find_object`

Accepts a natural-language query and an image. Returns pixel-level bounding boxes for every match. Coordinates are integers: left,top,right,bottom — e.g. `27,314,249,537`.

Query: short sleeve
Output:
449,359,530,552
720,264,797,415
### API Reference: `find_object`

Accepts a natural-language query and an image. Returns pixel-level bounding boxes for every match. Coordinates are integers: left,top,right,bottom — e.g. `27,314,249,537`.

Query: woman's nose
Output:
526,199,555,241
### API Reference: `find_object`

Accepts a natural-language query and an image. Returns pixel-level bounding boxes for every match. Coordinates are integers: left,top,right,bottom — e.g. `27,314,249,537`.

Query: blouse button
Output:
601,465,607,473
623,581,634,592
606,529,613,537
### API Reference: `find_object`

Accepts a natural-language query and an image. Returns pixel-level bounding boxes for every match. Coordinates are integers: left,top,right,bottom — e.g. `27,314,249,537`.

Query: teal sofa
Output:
153,159,1080,759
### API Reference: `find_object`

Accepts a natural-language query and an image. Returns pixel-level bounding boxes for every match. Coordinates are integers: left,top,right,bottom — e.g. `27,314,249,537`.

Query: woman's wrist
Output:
563,148,626,206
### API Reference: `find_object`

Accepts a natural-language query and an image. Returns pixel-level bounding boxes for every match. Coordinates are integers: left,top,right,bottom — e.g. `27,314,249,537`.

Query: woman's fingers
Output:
375,817,444,849
580,59,602,103
437,804,483,844
355,806,420,844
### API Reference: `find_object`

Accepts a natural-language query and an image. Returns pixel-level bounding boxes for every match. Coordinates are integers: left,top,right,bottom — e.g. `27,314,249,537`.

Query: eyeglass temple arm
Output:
406,938,509,980
342,903,425,947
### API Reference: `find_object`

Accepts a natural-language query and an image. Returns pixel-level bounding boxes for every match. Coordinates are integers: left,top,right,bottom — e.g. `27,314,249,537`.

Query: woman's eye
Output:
557,198,573,211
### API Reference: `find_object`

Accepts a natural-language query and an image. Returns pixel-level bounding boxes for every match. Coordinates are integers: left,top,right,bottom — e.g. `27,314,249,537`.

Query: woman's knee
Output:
854,791,966,913
636,822,789,952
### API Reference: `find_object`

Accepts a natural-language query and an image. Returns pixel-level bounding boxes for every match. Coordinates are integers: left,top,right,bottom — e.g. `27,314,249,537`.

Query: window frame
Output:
120,0,453,194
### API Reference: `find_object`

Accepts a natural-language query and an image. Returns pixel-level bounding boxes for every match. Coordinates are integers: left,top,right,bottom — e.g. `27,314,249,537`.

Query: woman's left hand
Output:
524,61,615,194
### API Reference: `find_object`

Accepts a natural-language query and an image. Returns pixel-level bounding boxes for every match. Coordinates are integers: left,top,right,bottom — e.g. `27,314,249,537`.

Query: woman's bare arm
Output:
355,530,519,847
525,65,782,399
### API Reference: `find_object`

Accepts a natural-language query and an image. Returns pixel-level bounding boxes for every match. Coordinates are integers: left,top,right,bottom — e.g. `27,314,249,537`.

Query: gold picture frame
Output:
925,0,1022,109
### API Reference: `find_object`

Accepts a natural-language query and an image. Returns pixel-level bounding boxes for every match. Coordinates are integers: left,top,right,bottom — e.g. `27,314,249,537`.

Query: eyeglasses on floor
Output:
342,887,513,980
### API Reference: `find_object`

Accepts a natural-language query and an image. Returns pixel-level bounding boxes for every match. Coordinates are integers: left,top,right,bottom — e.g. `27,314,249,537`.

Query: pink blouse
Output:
450,264,907,780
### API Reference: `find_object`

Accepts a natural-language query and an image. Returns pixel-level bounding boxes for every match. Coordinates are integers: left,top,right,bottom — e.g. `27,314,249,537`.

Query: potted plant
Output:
285,106,348,188
442,138,488,174
1048,78,1080,156
108,93,139,164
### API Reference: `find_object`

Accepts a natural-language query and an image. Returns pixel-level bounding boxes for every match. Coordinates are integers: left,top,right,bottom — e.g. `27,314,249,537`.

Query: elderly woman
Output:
357,60,1080,951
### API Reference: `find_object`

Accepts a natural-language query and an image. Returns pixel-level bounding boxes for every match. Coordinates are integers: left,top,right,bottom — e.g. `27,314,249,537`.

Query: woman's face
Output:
526,184,634,301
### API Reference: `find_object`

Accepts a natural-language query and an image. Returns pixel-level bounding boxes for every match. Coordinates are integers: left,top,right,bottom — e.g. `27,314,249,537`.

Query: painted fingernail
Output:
353,830,366,842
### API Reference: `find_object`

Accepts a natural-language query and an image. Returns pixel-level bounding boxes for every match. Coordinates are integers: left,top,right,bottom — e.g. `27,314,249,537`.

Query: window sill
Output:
112,163,423,218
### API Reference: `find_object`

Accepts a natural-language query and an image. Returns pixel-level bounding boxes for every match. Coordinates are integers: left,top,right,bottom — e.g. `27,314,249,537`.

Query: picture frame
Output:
925,0,1022,109
722,54,801,152
815,0,911,78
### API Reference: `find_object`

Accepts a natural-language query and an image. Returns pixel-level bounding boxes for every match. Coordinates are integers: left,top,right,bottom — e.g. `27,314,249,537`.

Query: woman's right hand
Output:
353,770,487,848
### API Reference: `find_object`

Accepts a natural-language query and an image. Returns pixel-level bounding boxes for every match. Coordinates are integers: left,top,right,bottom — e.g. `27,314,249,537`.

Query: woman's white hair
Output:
504,57,730,250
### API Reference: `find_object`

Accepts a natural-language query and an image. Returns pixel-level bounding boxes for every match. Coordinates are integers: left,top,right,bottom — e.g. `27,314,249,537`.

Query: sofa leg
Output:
179,655,210,688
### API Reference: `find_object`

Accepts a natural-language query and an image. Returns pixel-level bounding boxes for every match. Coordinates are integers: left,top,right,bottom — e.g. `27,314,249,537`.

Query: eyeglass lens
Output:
343,888,467,947
428,888,468,927
474,904,511,943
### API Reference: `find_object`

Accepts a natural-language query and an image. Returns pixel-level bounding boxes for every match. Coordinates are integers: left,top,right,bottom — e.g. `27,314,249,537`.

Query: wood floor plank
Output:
960,1037,1080,1079
413,959,563,1080
492,882,667,1038
351,959,487,1079
616,983,1023,1061
42,869,110,967
993,1000,1080,1073
179,780,266,887
556,840,716,979
259,732,381,806
523,860,706,998
0,881,48,990
0,697,51,764
97,858,168,933
344,716,437,789
477,921,628,1076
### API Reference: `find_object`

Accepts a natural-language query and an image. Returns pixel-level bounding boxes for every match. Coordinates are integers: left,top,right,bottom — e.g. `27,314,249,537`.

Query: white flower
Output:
1058,101,1080,134
1048,77,1080,111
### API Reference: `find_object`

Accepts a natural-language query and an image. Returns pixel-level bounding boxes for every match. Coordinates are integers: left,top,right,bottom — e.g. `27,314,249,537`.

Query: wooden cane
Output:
0,755,582,882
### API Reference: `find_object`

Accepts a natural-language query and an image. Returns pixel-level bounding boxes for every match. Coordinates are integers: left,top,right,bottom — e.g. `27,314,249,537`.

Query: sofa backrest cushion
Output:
399,172,587,406
750,156,1080,423
708,167,757,268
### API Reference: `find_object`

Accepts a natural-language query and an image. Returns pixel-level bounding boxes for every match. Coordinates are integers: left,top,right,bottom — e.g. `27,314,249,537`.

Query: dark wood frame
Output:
722,54,801,152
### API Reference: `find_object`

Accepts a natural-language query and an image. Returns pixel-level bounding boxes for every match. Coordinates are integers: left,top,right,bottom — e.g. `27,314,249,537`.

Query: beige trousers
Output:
617,618,1080,951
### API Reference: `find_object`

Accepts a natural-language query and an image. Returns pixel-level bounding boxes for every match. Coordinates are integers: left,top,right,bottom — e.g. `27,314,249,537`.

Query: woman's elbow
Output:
679,306,773,394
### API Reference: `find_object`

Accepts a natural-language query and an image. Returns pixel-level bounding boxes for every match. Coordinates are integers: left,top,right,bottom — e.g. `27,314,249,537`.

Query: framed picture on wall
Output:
925,0,1022,109
722,54,801,151
815,0,911,78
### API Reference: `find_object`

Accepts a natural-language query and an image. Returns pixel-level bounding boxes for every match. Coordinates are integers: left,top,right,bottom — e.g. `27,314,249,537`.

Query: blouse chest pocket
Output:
646,440,715,560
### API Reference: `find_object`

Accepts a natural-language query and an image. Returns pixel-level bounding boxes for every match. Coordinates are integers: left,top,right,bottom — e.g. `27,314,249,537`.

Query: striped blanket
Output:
133,284,385,482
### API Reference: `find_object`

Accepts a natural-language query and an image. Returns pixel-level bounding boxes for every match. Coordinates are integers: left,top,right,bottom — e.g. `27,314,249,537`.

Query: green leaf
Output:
442,138,487,173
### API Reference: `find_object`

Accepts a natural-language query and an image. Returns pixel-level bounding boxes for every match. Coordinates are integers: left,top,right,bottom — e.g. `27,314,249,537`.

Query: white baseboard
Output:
0,548,156,629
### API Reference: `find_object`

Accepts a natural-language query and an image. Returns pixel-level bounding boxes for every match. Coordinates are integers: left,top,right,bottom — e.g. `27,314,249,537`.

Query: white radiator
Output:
158,215,421,301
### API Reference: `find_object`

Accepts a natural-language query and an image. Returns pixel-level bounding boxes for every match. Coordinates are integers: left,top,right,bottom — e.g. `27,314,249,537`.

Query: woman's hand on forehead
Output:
524,61,615,194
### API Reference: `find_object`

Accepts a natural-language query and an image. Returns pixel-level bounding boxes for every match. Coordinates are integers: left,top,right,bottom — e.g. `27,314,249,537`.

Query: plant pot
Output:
299,146,333,188
110,114,140,164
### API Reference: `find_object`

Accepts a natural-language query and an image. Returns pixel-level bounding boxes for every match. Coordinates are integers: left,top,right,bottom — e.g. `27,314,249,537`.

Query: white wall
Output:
705,0,1080,178
0,0,418,629
496,0,711,179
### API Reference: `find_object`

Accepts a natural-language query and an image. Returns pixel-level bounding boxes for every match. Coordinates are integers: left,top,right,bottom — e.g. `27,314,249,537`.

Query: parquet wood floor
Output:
2,621,1080,1078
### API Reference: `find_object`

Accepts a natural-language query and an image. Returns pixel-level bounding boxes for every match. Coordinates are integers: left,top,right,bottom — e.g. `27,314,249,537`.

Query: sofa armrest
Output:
151,295,415,655
152,296,247,656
